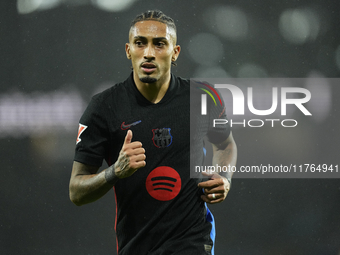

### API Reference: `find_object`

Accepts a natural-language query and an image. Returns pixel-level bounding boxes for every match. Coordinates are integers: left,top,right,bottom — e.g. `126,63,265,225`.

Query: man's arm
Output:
69,130,146,206
197,132,237,204
69,161,112,206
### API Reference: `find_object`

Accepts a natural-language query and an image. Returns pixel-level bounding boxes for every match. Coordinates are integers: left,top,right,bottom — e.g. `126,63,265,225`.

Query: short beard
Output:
140,76,157,84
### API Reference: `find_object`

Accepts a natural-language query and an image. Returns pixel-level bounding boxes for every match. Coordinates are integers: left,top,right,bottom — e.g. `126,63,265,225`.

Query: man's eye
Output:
135,41,143,46
156,42,165,47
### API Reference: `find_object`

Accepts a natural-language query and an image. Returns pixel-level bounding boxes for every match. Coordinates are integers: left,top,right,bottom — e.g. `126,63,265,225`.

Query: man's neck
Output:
133,72,171,104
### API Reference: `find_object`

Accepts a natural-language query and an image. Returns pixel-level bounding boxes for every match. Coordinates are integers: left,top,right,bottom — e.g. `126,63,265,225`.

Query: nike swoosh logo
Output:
121,120,142,130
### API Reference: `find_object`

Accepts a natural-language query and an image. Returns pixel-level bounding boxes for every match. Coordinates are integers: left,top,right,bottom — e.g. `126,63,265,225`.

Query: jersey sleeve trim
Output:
74,93,111,168
74,151,104,167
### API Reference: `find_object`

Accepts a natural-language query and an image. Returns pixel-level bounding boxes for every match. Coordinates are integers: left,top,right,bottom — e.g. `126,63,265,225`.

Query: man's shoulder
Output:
173,75,211,90
92,77,131,103
173,74,190,86
171,74,191,97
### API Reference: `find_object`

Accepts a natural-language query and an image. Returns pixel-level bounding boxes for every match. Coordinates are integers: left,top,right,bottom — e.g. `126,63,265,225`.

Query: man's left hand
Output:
197,172,231,204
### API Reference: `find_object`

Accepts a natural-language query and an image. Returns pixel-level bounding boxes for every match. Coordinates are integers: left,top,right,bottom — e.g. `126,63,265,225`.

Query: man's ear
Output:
172,45,181,62
125,43,131,59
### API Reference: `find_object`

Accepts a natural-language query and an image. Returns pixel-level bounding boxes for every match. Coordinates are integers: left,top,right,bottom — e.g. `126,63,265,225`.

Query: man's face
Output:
126,20,180,84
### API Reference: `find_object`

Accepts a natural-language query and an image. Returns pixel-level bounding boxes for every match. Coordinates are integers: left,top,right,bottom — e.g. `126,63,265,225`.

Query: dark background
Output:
1,0,339,254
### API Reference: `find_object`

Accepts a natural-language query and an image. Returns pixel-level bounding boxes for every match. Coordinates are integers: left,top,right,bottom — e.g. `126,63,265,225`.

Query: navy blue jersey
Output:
74,73,230,255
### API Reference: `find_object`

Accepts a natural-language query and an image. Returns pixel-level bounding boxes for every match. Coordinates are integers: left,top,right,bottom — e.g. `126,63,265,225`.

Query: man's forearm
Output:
69,163,116,206
212,133,237,183
69,131,146,206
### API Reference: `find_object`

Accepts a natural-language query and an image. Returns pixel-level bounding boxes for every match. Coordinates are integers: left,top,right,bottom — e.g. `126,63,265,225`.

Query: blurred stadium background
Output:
1,0,339,254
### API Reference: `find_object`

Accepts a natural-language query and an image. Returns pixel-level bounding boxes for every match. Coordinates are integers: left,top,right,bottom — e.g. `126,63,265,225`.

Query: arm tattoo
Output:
105,152,130,185
105,164,119,186
116,152,130,174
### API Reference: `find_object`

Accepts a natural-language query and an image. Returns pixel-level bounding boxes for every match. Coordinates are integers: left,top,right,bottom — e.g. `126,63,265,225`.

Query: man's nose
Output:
144,44,155,60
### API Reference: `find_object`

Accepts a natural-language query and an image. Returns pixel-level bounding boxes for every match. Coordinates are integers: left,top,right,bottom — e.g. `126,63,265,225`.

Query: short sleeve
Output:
74,96,109,167
206,87,230,144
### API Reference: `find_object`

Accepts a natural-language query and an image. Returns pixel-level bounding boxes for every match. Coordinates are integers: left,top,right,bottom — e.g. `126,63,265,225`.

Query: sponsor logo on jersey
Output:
145,166,181,201
152,128,172,148
121,120,142,130
76,124,88,144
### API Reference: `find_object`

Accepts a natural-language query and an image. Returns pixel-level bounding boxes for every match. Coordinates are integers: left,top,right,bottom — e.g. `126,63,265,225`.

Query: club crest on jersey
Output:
76,124,88,144
152,128,172,148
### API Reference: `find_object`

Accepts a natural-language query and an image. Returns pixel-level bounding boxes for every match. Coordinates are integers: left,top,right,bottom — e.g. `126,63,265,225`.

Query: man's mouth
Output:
141,63,157,73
